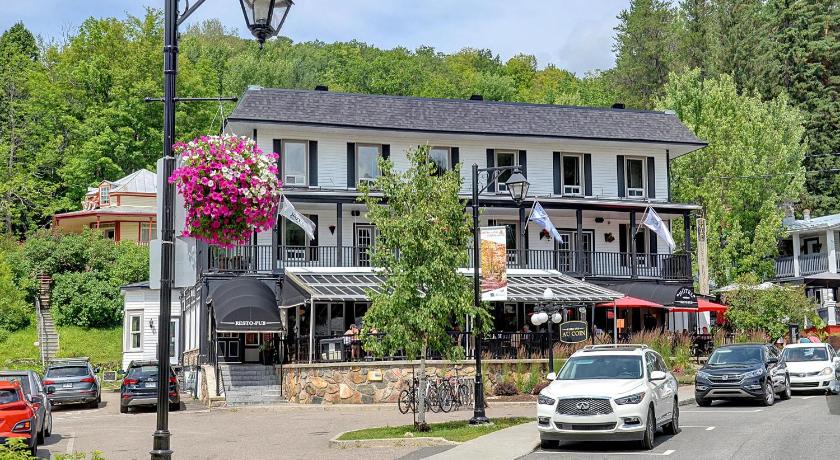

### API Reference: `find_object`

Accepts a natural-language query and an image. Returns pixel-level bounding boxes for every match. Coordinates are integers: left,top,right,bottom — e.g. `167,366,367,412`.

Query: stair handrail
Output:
35,296,47,364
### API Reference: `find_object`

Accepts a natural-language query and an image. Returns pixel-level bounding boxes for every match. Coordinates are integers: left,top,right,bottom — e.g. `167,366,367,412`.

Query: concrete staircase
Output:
36,274,59,363
219,364,285,406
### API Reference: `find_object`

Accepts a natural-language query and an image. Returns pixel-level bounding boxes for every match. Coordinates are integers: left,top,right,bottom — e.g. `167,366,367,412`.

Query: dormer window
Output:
99,185,110,206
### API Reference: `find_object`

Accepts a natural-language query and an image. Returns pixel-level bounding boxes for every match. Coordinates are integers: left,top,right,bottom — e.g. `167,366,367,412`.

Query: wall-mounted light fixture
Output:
329,225,336,235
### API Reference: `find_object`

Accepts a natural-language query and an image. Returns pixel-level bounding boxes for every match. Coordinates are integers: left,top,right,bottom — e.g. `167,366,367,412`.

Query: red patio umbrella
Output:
596,296,664,308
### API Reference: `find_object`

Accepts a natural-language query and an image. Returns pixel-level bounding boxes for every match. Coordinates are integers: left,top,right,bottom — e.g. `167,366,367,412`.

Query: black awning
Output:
592,280,698,308
209,277,283,332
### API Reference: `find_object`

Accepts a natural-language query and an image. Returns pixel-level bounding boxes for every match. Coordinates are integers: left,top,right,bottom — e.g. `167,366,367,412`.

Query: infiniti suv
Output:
537,345,680,450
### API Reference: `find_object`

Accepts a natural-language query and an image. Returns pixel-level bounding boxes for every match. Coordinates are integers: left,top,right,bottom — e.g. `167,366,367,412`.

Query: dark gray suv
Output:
44,359,101,408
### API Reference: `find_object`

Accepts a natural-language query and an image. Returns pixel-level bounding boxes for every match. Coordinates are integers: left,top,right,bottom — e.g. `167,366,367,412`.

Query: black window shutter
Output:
584,154,593,196
308,141,318,186
649,229,658,267
308,214,319,260
347,143,356,188
619,223,628,266
647,156,656,198
617,155,625,198
518,150,527,177
273,139,283,179
553,152,562,195
486,149,495,192
451,147,459,167
382,144,390,160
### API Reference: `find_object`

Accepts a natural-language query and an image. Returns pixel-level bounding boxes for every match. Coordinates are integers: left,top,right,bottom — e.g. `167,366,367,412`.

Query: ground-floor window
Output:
127,312,142,351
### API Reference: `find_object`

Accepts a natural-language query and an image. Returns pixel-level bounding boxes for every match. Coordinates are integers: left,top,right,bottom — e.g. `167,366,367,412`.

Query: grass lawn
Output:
0,322,122,374
337,417,532,443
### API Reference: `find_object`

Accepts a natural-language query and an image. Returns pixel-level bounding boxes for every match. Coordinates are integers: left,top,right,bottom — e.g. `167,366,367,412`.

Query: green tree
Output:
51,270,122,328
659,70,806,285
724,275,820,340
0,249,30,332
611,0,677,108
359,146,491,429
705,0,770,93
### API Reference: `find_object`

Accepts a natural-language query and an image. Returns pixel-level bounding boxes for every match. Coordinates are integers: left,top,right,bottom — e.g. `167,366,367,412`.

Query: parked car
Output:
695,343,790,406
0,371,52,444
0,380,38,456
44,358,101,408
120,360,180,414
537,345,680,450
782,343,840,394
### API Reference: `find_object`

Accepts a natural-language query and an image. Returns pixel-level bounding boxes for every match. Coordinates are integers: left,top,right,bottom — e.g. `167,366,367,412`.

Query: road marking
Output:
801,396,817,400
681,425,716,431
66,431,75,454
545,450,675,456
682,409,763,413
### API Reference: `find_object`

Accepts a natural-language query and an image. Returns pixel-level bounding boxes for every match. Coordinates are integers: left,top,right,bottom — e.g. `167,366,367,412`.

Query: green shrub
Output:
0,437,33,459
51,271,122,328
492,381,519,396
531,381,549,395
0,251,30,331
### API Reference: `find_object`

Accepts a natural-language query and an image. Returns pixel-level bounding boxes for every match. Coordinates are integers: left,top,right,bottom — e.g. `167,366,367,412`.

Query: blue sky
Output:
1,0,629,75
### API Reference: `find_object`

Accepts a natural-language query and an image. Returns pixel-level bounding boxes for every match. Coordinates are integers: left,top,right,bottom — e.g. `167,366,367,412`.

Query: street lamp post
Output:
530,288,563,374
469,163,529,425
152,1,292,458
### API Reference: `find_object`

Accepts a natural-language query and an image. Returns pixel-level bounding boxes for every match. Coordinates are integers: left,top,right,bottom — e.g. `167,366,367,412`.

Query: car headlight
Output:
615,391,646,405
538,393,556,406
696,371,711,380
742,368,764,379
820,367,833,376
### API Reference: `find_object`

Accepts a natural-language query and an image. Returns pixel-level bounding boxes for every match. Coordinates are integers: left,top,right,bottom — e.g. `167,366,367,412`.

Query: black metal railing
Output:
208,245,692,280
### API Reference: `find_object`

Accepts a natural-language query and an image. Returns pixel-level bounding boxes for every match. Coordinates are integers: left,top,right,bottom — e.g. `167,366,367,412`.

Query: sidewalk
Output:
426,385,696,460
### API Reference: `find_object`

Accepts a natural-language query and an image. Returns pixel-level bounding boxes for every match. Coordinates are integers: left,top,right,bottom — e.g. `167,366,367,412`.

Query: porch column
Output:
575,208,583,274
309,301,315,364
827,229,837,274
336,203,343,267
630,211,638,279
271,217,279,273
683,211,692,254
792,232,801,277
518,205,526,268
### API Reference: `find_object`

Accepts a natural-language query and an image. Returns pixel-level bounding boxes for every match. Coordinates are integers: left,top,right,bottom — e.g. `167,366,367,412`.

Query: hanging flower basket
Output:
169,134,281,248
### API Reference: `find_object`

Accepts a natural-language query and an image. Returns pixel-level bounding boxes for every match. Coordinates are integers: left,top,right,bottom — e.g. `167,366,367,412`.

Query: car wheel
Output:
88,400,99,409
45,413,52,437
169,402,180,412
663,398,680,435
37,422,45,444
539,436,558,450
762,381,775,406
696,397,712,407
779,377,791,400
640,407,655,450
120,404,128,414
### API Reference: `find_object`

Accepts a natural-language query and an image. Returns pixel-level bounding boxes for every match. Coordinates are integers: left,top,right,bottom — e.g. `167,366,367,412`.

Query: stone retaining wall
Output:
278,359,553,404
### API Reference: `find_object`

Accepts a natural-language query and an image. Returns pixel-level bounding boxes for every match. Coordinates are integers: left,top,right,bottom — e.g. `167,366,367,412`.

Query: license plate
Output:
63,383,73,389
145,382,157,388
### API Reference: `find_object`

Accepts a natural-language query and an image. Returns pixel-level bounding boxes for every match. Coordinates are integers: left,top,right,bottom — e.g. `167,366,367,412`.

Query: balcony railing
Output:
775,256,795,278
773,252,832,278
207,244,692,280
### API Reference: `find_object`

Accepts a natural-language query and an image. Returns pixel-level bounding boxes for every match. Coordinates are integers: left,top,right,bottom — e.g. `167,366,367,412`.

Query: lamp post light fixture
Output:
469,163,530,425
152,1,292,458
531,287,563,374
239,0,294,47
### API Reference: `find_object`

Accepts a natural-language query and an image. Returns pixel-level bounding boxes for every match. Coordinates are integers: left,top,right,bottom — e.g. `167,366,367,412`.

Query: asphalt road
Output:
524,392,840,460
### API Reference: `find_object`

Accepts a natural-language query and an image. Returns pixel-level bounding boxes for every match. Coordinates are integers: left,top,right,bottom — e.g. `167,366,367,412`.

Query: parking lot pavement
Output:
39,391,536,460
524,393,840,460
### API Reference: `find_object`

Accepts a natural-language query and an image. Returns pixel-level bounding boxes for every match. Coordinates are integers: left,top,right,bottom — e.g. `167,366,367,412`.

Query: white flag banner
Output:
279,198,316,241
528,201,565,243
642,207,676,250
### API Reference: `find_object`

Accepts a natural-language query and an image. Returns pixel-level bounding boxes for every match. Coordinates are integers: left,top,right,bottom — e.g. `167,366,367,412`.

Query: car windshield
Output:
708,347,763,365
557,355,643,380
0,375,30,394
0,389,19,404
128,365,159,378
46,366,89,378
783,347,828,362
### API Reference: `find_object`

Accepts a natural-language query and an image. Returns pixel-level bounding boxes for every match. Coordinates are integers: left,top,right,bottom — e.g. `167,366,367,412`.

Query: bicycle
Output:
397,375,440,414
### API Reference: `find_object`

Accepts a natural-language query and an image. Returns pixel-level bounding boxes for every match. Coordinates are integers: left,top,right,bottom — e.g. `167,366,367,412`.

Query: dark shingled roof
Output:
228,87,706,148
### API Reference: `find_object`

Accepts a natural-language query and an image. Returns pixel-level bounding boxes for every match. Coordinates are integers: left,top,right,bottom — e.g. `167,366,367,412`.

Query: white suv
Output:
537,345,680,450
782,343,840,394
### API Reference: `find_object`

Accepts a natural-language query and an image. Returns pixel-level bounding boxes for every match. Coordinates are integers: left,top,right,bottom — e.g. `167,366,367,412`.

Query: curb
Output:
329,431,459,449
678,396,696,406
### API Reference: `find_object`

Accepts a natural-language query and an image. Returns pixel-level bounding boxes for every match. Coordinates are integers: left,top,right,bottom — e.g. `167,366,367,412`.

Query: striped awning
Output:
280,267,622,306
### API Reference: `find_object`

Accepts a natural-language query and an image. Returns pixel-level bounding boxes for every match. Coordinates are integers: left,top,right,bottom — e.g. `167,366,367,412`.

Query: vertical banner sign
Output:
480,226,508,301
697,218,709,296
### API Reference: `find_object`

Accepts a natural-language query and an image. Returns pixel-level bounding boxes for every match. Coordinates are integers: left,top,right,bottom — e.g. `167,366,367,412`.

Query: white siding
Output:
121,288,180,370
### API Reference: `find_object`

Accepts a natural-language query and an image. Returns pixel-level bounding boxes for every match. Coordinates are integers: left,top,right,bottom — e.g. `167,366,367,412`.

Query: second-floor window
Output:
99,185,110,206
140,222,157,243
625,157,646,198
283,140,308,187
495,150,517,192
356,144,382,186
562,154,583,196
429,147,451,175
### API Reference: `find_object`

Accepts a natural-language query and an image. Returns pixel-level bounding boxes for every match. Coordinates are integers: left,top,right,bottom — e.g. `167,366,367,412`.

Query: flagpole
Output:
636,206,649,235
523,198,540,231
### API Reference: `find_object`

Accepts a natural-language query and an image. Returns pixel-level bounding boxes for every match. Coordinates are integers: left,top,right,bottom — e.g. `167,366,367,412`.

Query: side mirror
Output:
46,386,55,395
833,356,840,364
29,395,44,405
546,372,557,381
767,357,779,364
117,369,126,376
650,370,667,381
94,366,101,373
